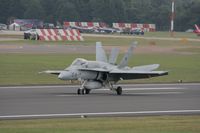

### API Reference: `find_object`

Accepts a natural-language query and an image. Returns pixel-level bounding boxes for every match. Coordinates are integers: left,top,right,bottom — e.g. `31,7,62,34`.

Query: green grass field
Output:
144,31,199,39
0,53,200,85
0,31,199,45
0,31,200,85
0,116,200,133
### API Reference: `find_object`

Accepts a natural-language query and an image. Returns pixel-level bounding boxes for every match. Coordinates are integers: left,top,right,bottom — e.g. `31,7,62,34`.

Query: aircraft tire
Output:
116,86,122,95
81,89,85,95
85,89,91,94
77,89,81,95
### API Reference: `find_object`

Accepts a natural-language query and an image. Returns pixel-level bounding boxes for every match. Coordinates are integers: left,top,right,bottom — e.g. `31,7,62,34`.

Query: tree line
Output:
0,0,200,31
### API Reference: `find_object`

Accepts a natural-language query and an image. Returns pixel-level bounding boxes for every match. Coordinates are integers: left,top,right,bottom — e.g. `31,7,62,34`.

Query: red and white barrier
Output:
36,29,84,41
63,21,156,32
64,22,107,28
64,22,79,27
113,23,156,32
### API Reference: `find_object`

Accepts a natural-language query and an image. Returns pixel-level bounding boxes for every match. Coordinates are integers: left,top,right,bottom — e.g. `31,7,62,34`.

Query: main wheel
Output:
77,89,81,95
81,89,85,95
85,89,91,94
116,86,122,95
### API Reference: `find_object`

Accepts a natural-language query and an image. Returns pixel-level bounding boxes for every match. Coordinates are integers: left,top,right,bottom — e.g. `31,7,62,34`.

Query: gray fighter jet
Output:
40,42,168,95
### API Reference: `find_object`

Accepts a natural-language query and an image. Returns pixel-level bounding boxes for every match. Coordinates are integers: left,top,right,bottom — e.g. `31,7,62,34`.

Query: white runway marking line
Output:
97,87,186,91
56,94,82,97
0,85,77,89
1,110,200,119
123,92,183,95
56,92,183,97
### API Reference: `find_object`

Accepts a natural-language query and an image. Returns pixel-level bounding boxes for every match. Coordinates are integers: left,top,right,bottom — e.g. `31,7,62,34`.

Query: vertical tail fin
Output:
96,42,108,62
118,41,137,68
109,47,119,65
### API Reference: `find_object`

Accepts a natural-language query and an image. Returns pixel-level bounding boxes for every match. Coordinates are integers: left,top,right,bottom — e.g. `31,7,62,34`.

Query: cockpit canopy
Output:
71,58,88,66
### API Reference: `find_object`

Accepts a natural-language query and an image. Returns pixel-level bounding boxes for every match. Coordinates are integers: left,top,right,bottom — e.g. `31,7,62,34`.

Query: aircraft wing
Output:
78,68,110,72
39,70,64,75
78,67,168,80
110,69,168,80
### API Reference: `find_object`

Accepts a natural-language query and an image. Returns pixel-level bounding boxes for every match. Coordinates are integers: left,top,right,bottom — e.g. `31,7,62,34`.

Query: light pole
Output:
170,0,175,37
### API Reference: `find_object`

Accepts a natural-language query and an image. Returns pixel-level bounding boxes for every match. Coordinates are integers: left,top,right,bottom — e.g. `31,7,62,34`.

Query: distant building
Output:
14,19,43,30
9,23,21,31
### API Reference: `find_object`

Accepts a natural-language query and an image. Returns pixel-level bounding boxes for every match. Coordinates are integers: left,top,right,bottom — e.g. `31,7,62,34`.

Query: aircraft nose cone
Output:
58,71,73,80
58,73,64,79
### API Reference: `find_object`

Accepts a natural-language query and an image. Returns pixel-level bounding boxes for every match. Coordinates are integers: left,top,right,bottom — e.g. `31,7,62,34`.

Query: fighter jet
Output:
40,42,168,95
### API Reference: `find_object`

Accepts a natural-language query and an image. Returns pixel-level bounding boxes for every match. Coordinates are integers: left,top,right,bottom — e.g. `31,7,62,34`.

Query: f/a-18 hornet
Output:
40,42,168,95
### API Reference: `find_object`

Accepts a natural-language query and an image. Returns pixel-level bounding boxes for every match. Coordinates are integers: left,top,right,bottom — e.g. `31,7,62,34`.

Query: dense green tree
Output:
55,0,80,22
7,0,25,19
40,0,56,22
0,0,200,31
175,0,200,31
21,0,45,19
74,0,92,21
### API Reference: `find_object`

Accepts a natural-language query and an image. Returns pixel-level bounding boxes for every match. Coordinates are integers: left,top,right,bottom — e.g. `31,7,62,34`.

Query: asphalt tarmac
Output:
0,83,200,119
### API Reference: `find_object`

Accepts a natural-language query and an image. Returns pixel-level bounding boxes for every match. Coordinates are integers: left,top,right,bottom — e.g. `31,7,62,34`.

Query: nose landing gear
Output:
77,88,91,95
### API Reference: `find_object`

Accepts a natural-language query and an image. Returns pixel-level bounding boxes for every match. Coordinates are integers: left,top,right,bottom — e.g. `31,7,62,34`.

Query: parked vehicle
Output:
130,28,144,35
0,23,7,30
24,29,39,40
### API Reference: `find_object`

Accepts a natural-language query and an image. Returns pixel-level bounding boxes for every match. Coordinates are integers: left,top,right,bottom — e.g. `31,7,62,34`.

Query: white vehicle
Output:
40,42,168,95
0,23,7,30
24,29,38,40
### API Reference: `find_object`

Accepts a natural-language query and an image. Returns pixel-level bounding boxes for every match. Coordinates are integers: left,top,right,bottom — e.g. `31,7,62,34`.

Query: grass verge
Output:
0,31,199,46
0,115,200,133
0,53,200,85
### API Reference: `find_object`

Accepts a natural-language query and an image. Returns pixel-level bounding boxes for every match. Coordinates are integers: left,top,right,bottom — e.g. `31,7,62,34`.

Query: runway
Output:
0,83,200,119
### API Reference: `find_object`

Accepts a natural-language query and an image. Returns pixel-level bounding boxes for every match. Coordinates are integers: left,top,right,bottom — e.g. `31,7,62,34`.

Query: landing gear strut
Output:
77,80,87,95
108,82,123,95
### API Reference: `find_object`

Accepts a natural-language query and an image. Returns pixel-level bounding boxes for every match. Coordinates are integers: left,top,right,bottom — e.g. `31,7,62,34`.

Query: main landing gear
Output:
77,87,122,95
77,88,91,95
116,86,122,95
109,82,123,95
77,80,122,95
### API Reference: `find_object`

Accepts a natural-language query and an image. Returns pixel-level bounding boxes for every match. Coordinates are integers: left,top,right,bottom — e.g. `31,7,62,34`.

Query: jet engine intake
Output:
96,72,108,81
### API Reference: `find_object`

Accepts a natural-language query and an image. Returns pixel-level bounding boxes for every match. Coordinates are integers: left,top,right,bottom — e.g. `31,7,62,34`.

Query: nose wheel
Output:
77,88,91,95
77,88,83,95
